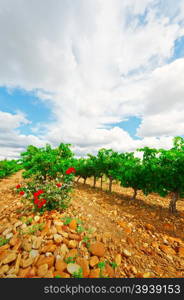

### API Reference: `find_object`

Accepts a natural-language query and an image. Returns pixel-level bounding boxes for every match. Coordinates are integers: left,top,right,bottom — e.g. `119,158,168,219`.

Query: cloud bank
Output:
0,0,184,158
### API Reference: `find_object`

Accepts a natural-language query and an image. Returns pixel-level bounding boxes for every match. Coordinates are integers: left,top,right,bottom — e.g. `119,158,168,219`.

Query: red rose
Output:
38,190,44,194
56,183,62,187
34,190,44,198
41,199,46,205
16,184,21,189
37,202,42,208
36,198,46,208
19,191,25,196
34,198,39,204
65,167,76,175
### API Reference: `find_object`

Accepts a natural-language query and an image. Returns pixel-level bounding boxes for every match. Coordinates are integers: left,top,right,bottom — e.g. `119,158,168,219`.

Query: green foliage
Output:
64,257,76,264
21,143,74,181
20,216,27,223
19,179,73,212
11,136,184,213
110,262,118,269
97,149,117,179
0,159,22,179
137,137,184,212
72,267,83,278
0,236,10,247
173,136,184,150
62,217,84,232
96,149,125,191
97,261,107,278
25,217,33,225
138,139,184,198
118,152,147,198
87,227,96,234
20,223,45,235
158,148,184,196
20,216,33,225
74,158,93,182
76,218,83,225
87,154,102,178
62,216,72,225
82,236,90,248
76,224,85,233
74,136,184,212
97,261,106,269
16,143,76,213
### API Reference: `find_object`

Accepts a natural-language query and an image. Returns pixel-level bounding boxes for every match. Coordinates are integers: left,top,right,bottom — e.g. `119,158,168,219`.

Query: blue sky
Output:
0,87,53,135
171,36,184,61
0,86,143,139
0,0,184,159
108,117,142,140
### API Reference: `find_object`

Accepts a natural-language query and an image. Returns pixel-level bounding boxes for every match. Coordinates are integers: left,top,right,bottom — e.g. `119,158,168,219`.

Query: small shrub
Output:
82,236,90,248
15,175,74,212
20,223,45,235
62,216,72,225
72,267,83,278
110,262,118,269
76,225,85,233
0,236,10,247
64,257,76,264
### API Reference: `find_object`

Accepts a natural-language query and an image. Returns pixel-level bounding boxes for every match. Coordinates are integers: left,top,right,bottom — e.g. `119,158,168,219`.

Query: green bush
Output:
16,171,75,212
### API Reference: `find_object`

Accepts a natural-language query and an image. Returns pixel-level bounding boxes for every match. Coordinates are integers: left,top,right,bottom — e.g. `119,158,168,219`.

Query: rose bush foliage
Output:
16,167,76,212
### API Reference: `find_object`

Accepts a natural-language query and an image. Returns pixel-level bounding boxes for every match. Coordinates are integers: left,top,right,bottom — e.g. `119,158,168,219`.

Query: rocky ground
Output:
1,172,184,278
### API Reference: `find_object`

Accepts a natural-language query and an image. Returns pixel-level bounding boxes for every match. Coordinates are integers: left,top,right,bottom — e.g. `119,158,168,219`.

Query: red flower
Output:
35,198,46,208
41,199,47,205
37,202,42,208
37,199,46,208
56,183,62,187
38,190,44,194
65,167,76,175
16,184,21,189
34,198,39,205
34,190,44,198
19,191,25,196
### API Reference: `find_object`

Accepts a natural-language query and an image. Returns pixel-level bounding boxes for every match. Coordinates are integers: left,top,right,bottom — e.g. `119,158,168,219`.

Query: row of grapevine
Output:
18,137,184,214
74,137,184,213
0,159,22,179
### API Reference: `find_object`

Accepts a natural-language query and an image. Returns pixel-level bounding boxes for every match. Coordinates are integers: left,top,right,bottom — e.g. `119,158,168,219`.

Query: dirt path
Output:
0,171,23,218
1,173,184,277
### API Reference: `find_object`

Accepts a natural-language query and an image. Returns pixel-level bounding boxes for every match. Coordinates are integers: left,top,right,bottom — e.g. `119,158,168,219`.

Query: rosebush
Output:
16,167,76,212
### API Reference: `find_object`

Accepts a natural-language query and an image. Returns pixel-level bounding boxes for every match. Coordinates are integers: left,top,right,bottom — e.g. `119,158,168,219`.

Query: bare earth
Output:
1,172,184,278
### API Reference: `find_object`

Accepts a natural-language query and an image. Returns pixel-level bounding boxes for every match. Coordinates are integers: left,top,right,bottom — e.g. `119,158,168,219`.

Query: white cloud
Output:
137,58,184,137
0,0,184,158
0,111,29,131
137,111,184,137
0,111,47,159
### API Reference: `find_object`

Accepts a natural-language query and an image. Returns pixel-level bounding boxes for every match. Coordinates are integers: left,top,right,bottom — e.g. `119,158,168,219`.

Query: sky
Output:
0,0,184,159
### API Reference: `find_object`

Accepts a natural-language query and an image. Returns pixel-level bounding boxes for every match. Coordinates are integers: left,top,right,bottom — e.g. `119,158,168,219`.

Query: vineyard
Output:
7,136,184,213
1,137,184,278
